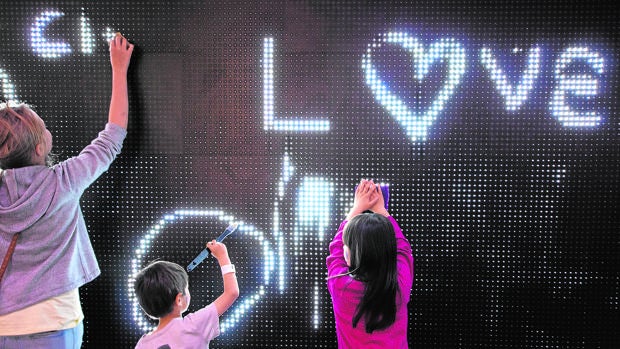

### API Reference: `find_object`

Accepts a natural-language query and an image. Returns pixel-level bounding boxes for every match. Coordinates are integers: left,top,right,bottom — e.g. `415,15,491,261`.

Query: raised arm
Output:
207,240,240,316
108,33,134,129
345,179,387,220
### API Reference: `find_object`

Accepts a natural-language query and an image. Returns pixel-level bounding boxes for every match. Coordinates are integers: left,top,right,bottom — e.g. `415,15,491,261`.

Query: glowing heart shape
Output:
362,32,466,142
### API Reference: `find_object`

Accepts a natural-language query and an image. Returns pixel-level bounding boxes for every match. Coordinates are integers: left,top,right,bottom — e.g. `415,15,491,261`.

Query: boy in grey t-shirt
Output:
133,240,239,349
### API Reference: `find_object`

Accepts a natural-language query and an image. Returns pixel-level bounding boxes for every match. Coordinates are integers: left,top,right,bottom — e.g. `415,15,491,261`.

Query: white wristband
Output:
220,264,236,276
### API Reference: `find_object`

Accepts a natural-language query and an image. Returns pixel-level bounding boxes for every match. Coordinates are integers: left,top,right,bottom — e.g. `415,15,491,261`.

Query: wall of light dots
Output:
1,0,618,347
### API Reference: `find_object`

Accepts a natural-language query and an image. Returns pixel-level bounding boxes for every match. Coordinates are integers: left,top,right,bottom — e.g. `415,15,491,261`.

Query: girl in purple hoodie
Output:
327,179,414,348
0,33,133,348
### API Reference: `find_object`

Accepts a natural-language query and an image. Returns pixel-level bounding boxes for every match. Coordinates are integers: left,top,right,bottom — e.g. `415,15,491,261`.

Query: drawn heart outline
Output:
362,32,467,142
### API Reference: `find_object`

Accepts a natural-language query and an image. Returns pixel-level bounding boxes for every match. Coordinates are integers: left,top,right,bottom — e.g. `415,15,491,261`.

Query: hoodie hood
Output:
0,166,55,234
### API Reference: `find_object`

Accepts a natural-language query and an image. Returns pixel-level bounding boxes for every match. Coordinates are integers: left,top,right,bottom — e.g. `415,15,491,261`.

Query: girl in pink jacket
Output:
327,179,414,348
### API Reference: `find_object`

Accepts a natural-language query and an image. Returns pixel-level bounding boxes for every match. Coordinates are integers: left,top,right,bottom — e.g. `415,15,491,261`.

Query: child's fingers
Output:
109,32,133,51
109,32,121,46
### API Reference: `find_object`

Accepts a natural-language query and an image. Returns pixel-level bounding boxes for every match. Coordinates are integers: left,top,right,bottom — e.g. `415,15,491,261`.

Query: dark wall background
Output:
1,0,618,348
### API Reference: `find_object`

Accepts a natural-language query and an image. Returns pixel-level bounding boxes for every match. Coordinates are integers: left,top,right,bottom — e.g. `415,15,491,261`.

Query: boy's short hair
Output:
134,261,189,319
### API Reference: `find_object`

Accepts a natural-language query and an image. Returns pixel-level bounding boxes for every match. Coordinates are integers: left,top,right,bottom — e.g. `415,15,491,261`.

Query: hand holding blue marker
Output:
187,223,239,272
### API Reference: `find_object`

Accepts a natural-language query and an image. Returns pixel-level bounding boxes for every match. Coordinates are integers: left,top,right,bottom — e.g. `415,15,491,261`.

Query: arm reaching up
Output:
346,179,386,220
108,33,134,129
207,240,240,316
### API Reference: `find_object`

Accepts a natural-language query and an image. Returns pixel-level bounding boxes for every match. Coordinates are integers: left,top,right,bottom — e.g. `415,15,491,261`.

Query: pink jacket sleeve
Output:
389,216,414,304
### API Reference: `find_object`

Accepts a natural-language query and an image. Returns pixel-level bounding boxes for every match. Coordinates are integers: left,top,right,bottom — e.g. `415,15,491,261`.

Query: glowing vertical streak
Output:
0,68,18,101
294,176,333,328
275,153,295,292
80,10,94,54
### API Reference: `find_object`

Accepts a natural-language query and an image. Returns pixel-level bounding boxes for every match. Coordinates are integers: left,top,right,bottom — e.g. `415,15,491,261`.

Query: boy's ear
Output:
175,293,184,306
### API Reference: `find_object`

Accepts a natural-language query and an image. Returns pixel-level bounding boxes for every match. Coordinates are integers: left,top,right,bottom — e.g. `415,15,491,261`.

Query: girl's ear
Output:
35,142,45,157
32,142,46,165
343,245,351,267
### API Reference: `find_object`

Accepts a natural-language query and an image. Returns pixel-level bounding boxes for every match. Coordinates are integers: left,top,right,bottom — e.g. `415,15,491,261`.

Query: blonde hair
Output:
0,101,46,169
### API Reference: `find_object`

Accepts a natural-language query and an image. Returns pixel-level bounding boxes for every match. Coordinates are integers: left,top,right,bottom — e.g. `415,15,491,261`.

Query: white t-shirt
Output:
0,288,83,335
135,303,220,349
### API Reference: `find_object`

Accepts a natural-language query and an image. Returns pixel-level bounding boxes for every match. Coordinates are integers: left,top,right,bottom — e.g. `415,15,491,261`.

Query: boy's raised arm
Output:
207,240,240,316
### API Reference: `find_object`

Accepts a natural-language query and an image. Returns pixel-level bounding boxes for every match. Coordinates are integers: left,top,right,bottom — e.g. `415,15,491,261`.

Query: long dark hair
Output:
343,212,398,333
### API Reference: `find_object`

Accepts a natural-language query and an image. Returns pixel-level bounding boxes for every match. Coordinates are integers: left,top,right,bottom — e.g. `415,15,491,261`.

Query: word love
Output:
265,33,606,142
